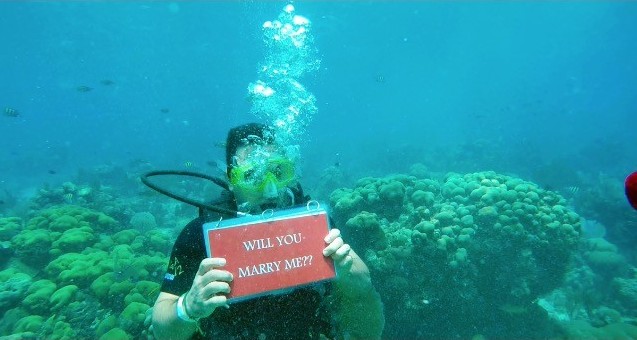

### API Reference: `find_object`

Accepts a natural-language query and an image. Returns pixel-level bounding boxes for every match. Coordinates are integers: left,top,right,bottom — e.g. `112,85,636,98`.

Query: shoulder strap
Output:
292,183,311,204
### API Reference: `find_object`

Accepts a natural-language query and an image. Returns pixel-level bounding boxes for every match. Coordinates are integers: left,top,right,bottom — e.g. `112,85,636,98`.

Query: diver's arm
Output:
334,249,384,340
152,258,232,340
152,292,199,340
323,229,385,339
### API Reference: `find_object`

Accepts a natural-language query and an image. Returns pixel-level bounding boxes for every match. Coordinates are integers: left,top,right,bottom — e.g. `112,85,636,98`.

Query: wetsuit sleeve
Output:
160,218,208,296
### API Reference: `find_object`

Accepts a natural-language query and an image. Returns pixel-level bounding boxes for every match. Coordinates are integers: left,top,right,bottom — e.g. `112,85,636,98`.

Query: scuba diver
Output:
150,123,384,340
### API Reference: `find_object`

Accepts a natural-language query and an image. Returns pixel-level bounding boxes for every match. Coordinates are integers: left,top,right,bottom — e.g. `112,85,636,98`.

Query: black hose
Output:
140,170,238,216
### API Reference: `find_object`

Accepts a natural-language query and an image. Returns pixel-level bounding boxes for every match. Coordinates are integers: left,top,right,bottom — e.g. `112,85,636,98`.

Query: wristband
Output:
176,294,197,322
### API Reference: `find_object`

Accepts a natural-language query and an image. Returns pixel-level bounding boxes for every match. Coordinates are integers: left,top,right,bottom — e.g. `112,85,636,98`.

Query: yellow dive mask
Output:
229,157,297,194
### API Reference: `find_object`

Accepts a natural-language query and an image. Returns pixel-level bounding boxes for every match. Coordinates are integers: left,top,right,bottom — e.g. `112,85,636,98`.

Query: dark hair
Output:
225,123,274,177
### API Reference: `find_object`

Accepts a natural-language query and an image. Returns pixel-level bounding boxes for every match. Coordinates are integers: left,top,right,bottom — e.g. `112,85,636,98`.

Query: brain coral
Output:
330,171,581,339
2,204,167,339
10,205,118,265
129,212,157,232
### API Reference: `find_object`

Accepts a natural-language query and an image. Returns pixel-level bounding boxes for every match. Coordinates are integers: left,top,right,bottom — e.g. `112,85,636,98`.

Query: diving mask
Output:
229,157,297,194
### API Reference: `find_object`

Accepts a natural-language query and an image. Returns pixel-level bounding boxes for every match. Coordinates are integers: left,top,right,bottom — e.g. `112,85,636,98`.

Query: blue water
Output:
1,2,637,339
2,2,635,192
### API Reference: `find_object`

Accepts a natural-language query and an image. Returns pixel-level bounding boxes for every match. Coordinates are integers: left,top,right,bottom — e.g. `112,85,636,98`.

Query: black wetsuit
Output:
160,187,336,340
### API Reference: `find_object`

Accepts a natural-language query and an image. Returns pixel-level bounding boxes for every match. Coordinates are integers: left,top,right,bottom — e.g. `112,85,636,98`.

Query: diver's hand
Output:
323,228,353,269
184,257,233,319
323,229,372,295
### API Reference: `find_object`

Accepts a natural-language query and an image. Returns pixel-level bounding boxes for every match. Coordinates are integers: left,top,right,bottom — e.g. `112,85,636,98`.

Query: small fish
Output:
100,79,114,86
566,186,579,195
4,107,20,117
160,108,170,113
113,257,140,282
63,193,74,202
129,158,151,166
48,170,57,175
76,85,93,92
184,161,194,168
207,160,227,174
213,141,226,148
498,303,528,315
375,74,385,83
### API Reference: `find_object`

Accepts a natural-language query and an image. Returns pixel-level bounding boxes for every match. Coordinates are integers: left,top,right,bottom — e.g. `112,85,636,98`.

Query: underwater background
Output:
1,1,636,339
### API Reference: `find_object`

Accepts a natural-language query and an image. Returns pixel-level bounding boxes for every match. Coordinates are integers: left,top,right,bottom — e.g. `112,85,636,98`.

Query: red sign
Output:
203,209,335,301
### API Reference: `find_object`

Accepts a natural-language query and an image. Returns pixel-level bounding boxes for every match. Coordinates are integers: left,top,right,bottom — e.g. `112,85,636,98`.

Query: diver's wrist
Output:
176,293,197,323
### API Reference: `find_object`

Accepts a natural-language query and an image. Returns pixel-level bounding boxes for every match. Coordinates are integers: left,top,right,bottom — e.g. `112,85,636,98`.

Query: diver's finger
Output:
204,295,230,310
324,228,341,243
200,269,233,286
323,237,344,257
334,243,352,258
201,281,231,297
198,257,226,275
336,255,353,270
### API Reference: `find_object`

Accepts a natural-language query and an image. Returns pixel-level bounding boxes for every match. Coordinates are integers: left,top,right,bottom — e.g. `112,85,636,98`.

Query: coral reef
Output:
28,180,187,232
0,268,32,312
0,216,22,240
582,238,629,277
129,211,157,232
1,204,168,339
613,269,637,312
570,172,637,261
330,171,582,338
4,165,635,339
559,320,637,339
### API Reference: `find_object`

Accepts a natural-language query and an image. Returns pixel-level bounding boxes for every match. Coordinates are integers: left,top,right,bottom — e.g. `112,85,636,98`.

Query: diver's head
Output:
225,123,297,211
